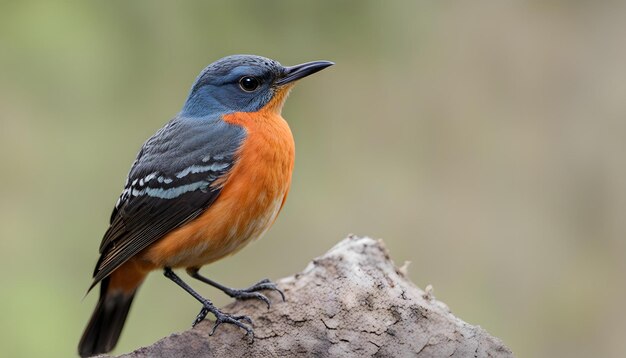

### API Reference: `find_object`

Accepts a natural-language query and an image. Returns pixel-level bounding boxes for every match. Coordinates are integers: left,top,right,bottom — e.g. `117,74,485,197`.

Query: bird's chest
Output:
191,116,295,264
222,124,294,243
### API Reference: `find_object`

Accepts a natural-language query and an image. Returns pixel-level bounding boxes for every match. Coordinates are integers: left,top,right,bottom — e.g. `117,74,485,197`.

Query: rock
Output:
108,235,513,358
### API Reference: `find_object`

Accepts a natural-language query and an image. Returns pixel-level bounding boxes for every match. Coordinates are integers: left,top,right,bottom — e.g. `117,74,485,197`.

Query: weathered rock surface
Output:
107,235,513,357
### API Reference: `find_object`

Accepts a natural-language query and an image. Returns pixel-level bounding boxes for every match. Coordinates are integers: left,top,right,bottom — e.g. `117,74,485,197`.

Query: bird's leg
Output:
186,267,285,309
163,268,253,338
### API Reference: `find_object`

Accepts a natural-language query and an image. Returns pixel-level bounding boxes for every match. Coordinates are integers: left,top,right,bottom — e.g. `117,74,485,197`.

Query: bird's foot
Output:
223,278,285,309
164,268,254,338
187,269,286,309
193,301,254,339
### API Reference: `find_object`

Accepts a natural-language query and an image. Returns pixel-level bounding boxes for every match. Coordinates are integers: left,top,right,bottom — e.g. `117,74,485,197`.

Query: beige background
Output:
1,1,625,357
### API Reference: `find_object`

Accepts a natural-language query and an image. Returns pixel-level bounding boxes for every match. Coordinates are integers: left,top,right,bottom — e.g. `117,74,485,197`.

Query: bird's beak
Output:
276,60,334,86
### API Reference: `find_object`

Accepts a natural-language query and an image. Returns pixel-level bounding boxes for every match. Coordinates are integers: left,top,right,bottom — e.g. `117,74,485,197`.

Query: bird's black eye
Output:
239,76,260,92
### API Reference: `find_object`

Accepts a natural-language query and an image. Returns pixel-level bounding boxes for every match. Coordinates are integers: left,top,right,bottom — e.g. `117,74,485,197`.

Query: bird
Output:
78,54,333,357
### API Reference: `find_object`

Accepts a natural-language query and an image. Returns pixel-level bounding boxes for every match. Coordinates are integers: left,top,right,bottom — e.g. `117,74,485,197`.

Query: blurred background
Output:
1,1,625,357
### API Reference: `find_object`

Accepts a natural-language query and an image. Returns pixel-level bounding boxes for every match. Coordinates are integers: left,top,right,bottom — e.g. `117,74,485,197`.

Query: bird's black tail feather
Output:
78,278,136,357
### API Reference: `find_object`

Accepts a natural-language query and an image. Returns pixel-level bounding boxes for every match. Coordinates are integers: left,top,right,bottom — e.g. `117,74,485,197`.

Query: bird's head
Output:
181,55,333,117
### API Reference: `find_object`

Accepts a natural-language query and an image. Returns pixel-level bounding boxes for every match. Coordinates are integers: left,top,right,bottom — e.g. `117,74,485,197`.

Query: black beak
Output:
276,60,334,86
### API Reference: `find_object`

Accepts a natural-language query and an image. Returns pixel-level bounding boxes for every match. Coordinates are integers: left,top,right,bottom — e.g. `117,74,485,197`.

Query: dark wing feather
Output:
89,115,245,291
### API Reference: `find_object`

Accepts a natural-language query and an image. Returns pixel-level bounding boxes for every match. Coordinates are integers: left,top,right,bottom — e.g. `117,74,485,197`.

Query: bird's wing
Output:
89,116,245,291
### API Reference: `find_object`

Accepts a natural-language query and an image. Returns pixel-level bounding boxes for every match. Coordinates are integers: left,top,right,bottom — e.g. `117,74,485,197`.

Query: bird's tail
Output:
78,263,146,357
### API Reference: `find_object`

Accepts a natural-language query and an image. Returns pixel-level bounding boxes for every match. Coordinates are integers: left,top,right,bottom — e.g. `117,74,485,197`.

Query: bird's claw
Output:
227,279,285,309
209,311,254,339
193,303,254,340
193,307,209,327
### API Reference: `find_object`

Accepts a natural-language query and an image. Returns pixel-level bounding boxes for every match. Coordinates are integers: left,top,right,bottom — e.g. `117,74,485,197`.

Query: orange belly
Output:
140,106,295,269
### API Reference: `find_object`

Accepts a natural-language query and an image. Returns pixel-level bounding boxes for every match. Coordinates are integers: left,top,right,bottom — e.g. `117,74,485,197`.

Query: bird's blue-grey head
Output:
181,55,333,117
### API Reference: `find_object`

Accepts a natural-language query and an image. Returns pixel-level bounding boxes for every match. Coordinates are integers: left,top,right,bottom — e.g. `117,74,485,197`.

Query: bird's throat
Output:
261,85,295,115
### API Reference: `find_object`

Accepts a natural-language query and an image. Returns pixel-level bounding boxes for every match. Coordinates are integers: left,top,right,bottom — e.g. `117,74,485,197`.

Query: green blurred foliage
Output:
1,1,625,357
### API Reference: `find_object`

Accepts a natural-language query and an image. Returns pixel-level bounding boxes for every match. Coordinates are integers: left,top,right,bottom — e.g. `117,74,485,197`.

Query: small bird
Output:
78,55,333,357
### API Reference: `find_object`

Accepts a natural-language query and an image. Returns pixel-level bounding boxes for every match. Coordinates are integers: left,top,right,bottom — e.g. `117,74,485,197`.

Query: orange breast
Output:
141,92,295,269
